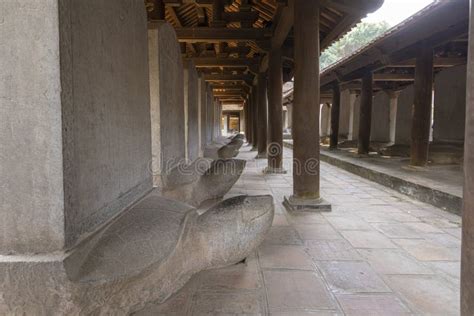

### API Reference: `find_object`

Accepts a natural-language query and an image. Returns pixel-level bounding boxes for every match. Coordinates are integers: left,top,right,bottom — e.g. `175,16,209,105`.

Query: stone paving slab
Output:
135,145,461,316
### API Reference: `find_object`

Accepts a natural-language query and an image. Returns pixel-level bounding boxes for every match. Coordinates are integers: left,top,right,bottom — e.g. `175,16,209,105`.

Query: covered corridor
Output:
138,146,461,315
2,0,474,315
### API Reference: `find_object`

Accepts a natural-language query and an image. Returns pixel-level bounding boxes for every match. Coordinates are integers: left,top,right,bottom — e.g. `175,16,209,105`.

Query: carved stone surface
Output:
148,22,186,188
162,158,246,207
0,195,274,315
205,134,245,159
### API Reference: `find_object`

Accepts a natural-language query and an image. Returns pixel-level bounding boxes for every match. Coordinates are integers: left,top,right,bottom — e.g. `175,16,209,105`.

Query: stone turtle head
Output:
195,195,274,266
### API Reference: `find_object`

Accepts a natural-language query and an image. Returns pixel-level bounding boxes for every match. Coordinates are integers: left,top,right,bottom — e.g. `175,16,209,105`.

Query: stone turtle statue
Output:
0,195,274,315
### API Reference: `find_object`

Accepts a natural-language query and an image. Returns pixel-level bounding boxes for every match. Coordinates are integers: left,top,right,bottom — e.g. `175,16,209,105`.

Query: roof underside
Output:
146,0,384,105
318,0,469,95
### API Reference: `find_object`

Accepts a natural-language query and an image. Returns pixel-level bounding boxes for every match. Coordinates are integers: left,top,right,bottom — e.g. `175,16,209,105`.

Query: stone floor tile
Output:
336,294,412,316
263,226,304,246
428,261,461,280
371,223,424,239
272,214,289,226
316,261,391,294
287,212,329,225
191,291,265,315
405,222,445,234
384,274,460,315
423,233,462,248
258,245,314,270
420,216,462,228
134,291,192,316
196,269,262,291
295,224,342,240
133,275,198,316
340,230,398,249
305,240,363,261
393,239,461,261
443,227,462,240
357,248,434,275
263,270,337,311
270,310,342,316
325,216,372,230
355,210,420,223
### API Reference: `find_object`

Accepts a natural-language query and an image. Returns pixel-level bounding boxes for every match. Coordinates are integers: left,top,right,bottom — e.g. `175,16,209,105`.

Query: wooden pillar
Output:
252,86,258,149
149,0,166,20
358,71,373,154
267,48,284,171
461,3,474,314
211,0,226,27
330,84,341,149
410,43,434,166
292,0,320,199
246,99,252,143
257,73,268,157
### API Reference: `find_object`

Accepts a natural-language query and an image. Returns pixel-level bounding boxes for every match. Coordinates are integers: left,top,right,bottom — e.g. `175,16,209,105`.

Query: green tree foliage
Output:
320,21,391,70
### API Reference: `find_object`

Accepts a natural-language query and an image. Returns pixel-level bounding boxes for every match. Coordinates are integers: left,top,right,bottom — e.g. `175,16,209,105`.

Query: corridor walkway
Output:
136,146,462,316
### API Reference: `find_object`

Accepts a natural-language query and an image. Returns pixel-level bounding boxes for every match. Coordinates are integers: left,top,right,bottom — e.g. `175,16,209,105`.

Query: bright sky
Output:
364,0,435,26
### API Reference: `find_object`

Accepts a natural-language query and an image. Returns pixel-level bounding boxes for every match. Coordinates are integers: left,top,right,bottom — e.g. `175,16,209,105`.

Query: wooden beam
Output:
388,57,466,68
373,73,414,81
222,11,259,23
161,27,268,42
187,57,260,67
320,1,469,88
271,0,294,50
203,73,254,83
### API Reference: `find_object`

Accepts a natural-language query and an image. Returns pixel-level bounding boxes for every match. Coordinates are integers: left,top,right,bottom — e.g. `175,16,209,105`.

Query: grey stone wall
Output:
207,86,215,143
199,78,207,153
320,104,331,137
371,91,391,142
339,90,352,138
433,64,467,143
1,0,66,253
395,85,414,145
184,60,200,161
60,0,152,248
148,22,186,187
351,95,361,141
0,0,152,253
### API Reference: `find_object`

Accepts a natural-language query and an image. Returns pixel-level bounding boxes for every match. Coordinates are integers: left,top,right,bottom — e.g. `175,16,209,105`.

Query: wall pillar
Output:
433,64,467,144
358,71,373,154
320,104,331,138
410,43,434,166
370,91,391,143
291,0,322,200
267,48,284,171
388,90,400,144
330,84,341,149
339,89,351,139
348,91,359,141
287,104,293,132
257,72,268,158
394,85,414,145
461,3,474,312
199,77,207,154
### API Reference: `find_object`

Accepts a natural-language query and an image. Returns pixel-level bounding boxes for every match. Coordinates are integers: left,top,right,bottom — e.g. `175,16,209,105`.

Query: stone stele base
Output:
283,195,332,212
0,195,274,315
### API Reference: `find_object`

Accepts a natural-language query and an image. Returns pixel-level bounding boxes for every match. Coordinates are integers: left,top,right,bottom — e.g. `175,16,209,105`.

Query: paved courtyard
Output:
136,146,462,316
